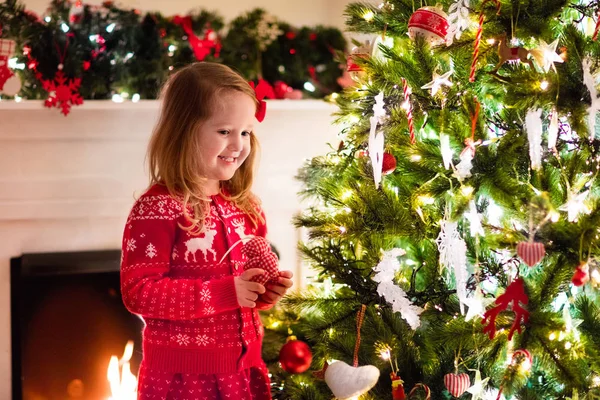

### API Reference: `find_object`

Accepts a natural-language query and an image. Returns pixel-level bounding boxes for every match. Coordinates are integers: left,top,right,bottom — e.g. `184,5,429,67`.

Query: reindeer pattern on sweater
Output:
120,184,268,375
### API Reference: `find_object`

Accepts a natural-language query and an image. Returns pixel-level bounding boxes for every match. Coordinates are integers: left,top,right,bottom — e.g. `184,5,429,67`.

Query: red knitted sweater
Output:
120,183,268,374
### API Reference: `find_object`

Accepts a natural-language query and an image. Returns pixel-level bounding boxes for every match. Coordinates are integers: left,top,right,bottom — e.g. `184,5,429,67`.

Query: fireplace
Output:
11,250,143,400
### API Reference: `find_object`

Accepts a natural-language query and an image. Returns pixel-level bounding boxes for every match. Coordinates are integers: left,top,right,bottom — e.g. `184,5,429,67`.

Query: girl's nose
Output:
228,133,243,151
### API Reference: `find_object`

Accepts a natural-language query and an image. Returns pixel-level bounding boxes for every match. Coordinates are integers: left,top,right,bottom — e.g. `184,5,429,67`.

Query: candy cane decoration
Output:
593,10,600,41
401,77,416,144
409,383,431,399
470,0,501,82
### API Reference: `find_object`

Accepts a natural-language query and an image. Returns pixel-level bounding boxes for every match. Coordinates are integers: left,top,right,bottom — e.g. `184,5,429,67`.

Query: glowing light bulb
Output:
363,10,375,21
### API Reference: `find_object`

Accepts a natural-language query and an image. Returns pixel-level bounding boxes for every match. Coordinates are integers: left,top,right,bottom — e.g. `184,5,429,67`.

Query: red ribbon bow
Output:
249,79,275,122
173,16,220,61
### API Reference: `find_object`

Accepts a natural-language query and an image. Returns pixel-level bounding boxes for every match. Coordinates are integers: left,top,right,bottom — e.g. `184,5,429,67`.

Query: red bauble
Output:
408,6,449,46
279,339,312,374
382,152,397,175
572,263,590,286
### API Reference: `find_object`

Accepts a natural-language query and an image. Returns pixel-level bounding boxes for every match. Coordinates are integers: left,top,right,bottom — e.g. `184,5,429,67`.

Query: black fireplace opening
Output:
11,250,144,400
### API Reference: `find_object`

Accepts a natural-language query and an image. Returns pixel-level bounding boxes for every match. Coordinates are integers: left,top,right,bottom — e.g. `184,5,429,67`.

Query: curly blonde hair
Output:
147,62,263,234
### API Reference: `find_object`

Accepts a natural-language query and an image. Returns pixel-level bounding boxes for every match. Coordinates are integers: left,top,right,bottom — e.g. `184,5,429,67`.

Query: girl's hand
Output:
234,268,266,308
259,270,294,305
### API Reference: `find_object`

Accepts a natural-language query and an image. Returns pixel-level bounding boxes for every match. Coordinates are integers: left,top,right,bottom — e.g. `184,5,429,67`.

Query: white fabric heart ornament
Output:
324,360,380,399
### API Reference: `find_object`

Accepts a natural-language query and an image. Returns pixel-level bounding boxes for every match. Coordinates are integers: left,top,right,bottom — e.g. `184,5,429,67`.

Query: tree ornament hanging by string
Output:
464,200,484,237
548,108,559,150
465,369,490,400
421,70,453,96
346,40,373,81
446,0,470,45
470,0,500,82
444,373,471,398
583,58,600,139
572,262,590,286
517,241,546,267
382,152,397,175
463,287,494,322
436,219,469,314
530,39,565,73
408,5,449,47
401,78,416,144
440,133,453,169
408,383,431,399
391,372,406,400
455,137,480,181
324,305,380,399
369,92,387,188
491,33,536,74
279,337,312,374
372,248,423,329
482,278,529,340
525,109,543,170
559,190,591,222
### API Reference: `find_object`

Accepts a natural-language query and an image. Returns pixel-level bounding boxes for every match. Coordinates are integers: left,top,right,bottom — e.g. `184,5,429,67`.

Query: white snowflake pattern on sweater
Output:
146,243,157,258
173,333,191,346
199,287,211,303
203,305,216,316
126,238,137,253
195,334,214,346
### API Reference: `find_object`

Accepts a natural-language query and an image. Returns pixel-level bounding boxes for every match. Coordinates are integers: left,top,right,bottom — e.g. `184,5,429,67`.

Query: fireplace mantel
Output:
0,99,340,398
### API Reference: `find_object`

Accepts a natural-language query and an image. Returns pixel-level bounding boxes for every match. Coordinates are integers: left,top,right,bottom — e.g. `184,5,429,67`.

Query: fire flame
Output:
107,340,137,400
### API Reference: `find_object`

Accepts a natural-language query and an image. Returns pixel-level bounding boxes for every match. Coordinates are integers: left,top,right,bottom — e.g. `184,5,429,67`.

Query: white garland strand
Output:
372,248,423,329
369,92,387,188
525,109,543,170
436,219,469,314
446,0,470,45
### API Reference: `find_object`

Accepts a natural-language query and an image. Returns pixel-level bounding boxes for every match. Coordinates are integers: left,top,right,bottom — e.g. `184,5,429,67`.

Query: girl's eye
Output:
218,130,230,135
242,131,252,136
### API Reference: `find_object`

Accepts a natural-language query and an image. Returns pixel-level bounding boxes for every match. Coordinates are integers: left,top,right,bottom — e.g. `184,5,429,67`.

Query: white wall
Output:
0,99,340,398
22,0,354,30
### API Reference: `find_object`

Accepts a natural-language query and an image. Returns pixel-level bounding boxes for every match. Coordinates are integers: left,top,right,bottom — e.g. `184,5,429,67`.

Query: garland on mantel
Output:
0,0,347,115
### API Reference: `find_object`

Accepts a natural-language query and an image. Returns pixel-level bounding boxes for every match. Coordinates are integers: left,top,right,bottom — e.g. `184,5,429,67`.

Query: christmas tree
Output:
264,1,600,399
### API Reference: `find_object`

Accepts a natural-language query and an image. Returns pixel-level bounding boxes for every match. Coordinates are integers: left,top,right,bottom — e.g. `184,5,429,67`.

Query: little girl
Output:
120,62,293,400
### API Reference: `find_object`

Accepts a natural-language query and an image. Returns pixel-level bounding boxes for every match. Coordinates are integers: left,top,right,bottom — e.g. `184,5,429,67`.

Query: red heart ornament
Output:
517,241,545,267
242,236,279,285
443,373,470,398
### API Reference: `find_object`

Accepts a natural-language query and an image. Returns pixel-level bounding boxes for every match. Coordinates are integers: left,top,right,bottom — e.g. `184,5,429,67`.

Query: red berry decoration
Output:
382,152,397,175
242,236,279,285
279,338,312,374
572,263,590,286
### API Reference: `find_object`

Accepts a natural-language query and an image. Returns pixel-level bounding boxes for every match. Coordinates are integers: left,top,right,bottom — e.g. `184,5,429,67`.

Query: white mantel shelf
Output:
0,98,337,110
0,97,340,398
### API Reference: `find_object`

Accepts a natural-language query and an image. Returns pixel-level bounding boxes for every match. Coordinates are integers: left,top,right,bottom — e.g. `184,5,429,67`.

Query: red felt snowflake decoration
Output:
482,277,530,340
41,70,83,116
